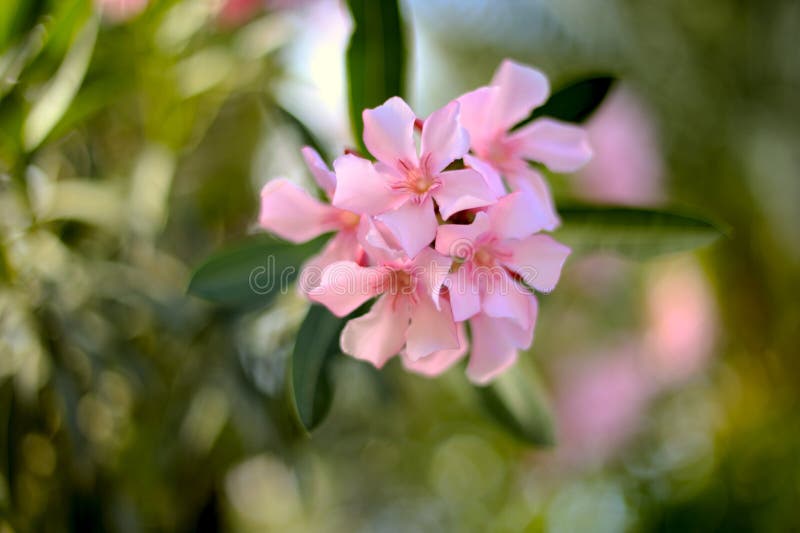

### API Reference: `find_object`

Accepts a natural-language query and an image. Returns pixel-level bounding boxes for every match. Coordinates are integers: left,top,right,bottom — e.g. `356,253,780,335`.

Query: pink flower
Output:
308,220,459,367
95,0,148,22
456,60,593,230
259,147,364,283
332,97,498,257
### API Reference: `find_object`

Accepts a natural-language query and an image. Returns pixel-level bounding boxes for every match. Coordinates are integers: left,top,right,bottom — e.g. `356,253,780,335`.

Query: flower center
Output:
339,210,360,229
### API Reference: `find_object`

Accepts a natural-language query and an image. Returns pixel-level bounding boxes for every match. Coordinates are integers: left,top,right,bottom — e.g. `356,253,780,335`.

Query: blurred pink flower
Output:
643,259,716,384
95,0,148,22
573,86,665,205
218,0,320,27
332,98,496,257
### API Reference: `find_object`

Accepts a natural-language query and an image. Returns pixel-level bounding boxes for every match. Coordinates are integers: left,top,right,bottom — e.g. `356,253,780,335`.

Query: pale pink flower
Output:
456,59,593,230
332,97,498,257
573,86,665,205
259,147,364,280
309,220,459,367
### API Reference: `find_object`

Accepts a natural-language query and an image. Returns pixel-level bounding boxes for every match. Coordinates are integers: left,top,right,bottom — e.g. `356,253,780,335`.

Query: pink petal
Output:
412,246,453,307
464,154,507,197
332,154,402,215
505,234,571,293
444,271,481,321
455,87,495,148
356,216,405,265
298,230,362,293
376,197,438,258
485,190,545,240
362,96,419,168
510,118,593,173
433,168,498,220
435,211,491,260
405,294,459,361
402,321,467,377
301,146,337,198
259,179,340,243
420,101,469,174
467,313,519,384
307,261,387,317
481,269,534,329
340,294,411,368
506,167,560,232
488,59,550,132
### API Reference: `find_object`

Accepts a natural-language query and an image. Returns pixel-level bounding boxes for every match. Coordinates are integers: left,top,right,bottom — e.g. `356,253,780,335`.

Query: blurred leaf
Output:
187,234,327,310
345,0,406,150
556,204,727,258
287,304,344,433
524,76,615,126
0,0,46,50
276,106,329,162
476,364,555,447
0,24,47,102
22,15,98,151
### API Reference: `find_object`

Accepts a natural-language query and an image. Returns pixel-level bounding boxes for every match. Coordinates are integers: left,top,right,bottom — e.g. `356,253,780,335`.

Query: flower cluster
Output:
259,60,591,383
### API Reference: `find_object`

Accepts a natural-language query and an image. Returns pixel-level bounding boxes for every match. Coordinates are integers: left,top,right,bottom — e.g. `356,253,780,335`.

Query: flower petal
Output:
301,146,336,198
505,167,560,232
510,118,593,173
486,190,544,240
488,59,550,131
444,271,481,321
420,101,469,174
456,87,495,148
376,197,438,258
332,154,402,215
434,168,498,220
435,211,491,260
307,261,386,317
340,294,411,368
464,154,507,197
505,234,571,293
362,96,419,167
412,246,453,307
481,269,534,329
402,320,467,377
405,293,459,361
467,313,519,384
298,230,362,293
356,216,405,265
259,179,340,243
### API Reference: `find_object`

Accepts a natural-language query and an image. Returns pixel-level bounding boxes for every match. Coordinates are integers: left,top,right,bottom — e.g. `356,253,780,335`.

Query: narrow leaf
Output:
345,0,406,149
556,204,726,259
287,304,345,432
188,234,327,310
476,363,555,447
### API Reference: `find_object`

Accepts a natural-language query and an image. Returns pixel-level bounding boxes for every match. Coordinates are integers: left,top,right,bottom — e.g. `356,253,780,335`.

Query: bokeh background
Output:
1,0,799,531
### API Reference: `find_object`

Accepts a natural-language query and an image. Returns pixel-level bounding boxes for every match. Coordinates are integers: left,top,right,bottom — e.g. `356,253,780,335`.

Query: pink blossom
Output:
308,220,459,367
259,147,364,281
456,60,593,230
332,98,497,257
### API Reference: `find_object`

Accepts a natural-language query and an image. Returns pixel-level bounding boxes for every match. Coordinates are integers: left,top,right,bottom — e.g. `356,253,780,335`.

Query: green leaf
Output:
476,362,555,447
187,234,328,310
520,76,614,127
287,304,345,433
556,204,727,259
345,0,406,150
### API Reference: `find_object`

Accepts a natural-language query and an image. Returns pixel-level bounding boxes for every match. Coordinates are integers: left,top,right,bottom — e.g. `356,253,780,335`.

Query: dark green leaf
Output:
556,204,727,259
287,304,345,432
187,234,328,310
518,76,614,127
476,362,555,447
345,0,406,150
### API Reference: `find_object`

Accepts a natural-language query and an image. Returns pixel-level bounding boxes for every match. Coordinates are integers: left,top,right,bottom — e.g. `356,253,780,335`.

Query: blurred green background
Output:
0,0,798,531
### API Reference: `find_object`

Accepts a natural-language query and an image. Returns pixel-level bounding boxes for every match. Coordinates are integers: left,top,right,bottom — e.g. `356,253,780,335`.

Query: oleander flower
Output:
456,59,593,230
332,98,497,257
